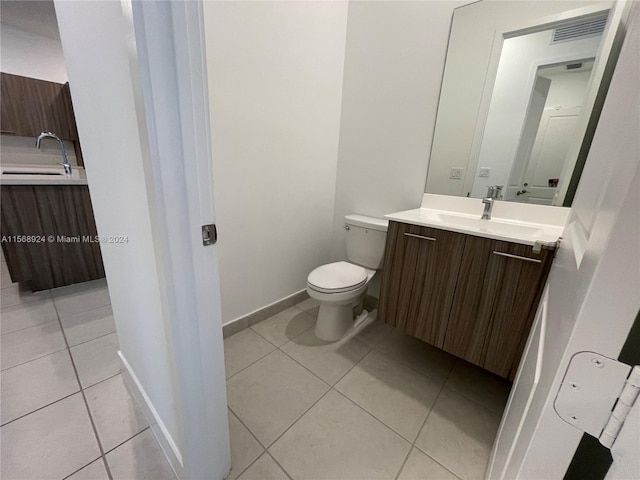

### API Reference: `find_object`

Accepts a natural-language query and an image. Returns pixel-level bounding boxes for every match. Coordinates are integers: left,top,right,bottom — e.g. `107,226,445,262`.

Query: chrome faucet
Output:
35,132,71,176
481,185,503,220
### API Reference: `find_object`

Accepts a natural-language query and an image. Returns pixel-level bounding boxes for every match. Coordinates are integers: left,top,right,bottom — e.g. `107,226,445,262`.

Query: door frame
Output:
128,2,230,478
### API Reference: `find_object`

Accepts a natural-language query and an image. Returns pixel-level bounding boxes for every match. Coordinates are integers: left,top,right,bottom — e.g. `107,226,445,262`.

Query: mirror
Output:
425,1,621,206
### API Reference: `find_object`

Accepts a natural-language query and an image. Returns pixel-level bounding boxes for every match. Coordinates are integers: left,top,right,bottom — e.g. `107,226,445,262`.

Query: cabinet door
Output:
379,221,465,348
443,237,554,378
1,73,76,139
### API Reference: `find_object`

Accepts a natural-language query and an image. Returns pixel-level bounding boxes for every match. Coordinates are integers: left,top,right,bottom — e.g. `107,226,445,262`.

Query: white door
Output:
518,106,582,205
487,1,639,478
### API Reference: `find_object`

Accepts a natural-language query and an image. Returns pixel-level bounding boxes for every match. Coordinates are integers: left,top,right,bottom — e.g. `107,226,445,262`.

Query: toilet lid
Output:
307,261,368,293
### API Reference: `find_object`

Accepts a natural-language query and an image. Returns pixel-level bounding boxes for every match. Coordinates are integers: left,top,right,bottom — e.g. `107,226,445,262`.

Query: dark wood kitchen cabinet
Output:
1,73,83,165
379,220,555,379
1,185,105,291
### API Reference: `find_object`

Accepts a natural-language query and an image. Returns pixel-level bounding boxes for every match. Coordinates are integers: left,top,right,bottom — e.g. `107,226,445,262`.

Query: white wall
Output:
470,29,601,198
204,1,348,324
0,24,67,83
55,0,184,464
329,0,471,296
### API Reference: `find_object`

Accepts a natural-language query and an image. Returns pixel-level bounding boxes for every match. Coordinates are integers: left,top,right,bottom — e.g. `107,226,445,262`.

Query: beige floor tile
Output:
227,350,329,446
251,306,315,347
224,329,276,379
354,319,393,348
85,374,148,452
446,360,511,414
270,390,410,479
398,448,459,480
295,297,319,317
0,272,15,289
238,454,288,480
67,460,110,480
106,429,176,480
61,305,116,347
0,393,101,480
1,298,58,335
376,329,456,383
336,350,441,441
415,388,501,480
0,284,51,309
1,349,79,424
280,328,371,385
1,320,66,369
51,279,111,318
71,332,120,388
228,410,263,480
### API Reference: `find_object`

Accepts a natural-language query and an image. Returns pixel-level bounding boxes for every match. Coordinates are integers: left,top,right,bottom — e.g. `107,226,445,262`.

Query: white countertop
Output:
0,164,88,186
385,194,569,247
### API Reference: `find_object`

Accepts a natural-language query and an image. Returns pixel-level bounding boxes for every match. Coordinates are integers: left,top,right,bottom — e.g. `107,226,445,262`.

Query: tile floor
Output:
1,248,511,480
224,298,512,480
0,256,175,480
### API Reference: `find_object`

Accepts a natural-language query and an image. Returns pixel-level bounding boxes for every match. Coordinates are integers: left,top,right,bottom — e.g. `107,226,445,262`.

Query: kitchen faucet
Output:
481,185,503,220
35,132,71,176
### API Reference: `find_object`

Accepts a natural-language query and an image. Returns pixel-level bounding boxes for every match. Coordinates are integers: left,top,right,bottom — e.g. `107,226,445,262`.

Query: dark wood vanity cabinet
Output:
379,220,555,379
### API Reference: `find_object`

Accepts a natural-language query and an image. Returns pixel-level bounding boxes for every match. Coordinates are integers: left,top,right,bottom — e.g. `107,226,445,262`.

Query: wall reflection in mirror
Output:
425,1,618,206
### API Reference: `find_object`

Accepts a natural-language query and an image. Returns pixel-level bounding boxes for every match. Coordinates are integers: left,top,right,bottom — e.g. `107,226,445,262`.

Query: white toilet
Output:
306,214,388,341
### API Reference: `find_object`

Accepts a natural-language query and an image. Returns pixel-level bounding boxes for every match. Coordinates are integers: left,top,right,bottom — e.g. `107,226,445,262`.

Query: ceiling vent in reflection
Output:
551,15,608,44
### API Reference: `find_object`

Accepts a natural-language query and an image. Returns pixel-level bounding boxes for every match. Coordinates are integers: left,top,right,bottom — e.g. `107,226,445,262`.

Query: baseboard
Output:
222,289,309,338
118,351,185,479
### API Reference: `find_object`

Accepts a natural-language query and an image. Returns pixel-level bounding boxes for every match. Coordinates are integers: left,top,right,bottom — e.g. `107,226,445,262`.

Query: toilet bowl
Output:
307,215,388,341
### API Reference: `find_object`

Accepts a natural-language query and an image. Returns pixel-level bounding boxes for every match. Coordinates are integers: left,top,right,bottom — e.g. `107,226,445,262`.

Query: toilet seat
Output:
307,261,367,294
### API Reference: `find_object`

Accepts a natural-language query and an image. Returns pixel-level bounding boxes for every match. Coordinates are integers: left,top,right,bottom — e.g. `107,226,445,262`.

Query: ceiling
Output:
1,0,60,40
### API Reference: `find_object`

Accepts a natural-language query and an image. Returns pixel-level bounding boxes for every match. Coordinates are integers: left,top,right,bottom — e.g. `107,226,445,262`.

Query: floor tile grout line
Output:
0,345,69,372
0,387,81,427
101,425,151,456
225,347,277,382
50,295,114,480
82,371,125,392
262,341,373,451
264,387,334,451
67,329,118,351
0,316,62,337
265,451,295,480
227,407,267,458
403,363,465,480
60,456,107,480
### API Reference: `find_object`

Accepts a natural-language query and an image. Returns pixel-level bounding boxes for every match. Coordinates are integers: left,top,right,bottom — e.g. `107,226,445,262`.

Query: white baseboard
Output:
222,289,309,338
118,351,185,478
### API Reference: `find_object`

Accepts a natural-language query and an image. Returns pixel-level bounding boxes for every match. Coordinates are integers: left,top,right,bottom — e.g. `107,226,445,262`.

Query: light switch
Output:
449,167,463,180
479,167,491,178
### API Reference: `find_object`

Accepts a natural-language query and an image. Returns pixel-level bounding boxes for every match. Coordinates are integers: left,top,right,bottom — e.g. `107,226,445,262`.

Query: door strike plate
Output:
202,224,217,246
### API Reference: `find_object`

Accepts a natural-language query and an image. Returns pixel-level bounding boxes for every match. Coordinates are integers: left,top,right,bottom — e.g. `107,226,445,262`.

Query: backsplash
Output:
0,135,78,166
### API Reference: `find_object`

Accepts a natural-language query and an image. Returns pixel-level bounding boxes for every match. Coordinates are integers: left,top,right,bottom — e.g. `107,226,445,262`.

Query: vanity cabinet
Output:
379,220,555,379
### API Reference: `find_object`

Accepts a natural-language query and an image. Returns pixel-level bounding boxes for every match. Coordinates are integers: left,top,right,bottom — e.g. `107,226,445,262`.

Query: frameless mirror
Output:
425,1,624,206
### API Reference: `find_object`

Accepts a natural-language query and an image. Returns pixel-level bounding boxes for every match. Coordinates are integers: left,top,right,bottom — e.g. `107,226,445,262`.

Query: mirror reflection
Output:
425,1,614,206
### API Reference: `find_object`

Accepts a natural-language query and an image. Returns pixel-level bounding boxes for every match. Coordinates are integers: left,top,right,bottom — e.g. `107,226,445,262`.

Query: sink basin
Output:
1,166,67,178
421,212,543,238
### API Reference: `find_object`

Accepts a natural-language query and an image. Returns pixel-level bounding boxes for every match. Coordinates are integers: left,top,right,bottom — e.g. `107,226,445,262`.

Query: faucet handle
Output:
486,185,503,199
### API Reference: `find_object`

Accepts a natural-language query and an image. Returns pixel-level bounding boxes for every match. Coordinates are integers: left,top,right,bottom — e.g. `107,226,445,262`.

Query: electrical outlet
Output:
479,167,491,178
449,167,463,180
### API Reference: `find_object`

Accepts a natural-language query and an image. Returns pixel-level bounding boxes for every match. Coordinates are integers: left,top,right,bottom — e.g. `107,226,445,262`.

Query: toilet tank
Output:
344,214,389,269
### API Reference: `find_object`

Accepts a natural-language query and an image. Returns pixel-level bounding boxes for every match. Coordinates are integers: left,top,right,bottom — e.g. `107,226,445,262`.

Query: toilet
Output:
306,214,388,341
